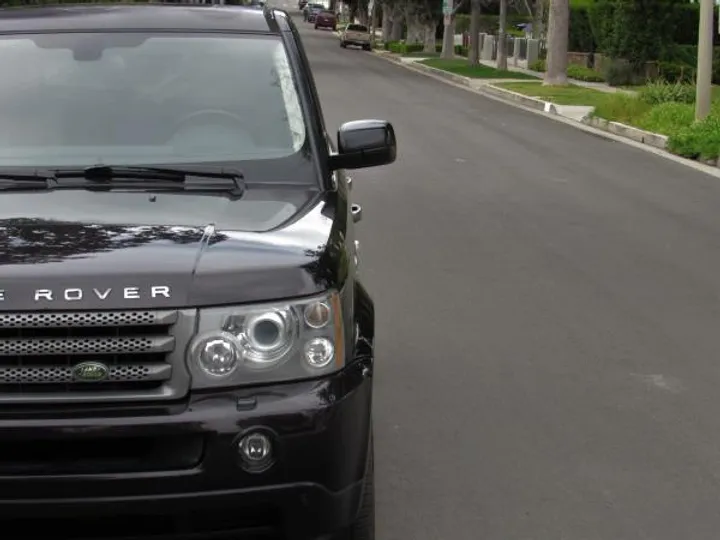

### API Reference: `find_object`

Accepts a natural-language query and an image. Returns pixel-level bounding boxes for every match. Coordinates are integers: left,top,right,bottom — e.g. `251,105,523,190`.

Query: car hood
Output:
0,188,345,311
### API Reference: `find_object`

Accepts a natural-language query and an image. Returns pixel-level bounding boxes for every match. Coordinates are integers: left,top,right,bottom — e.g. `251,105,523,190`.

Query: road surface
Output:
296,17,720,540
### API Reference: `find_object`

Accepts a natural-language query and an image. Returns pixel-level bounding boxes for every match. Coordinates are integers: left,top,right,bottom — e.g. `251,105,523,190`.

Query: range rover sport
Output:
0,4,396,539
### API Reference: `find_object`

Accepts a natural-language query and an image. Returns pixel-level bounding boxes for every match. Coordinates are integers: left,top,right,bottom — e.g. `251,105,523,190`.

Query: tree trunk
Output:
381,5,391,42
468,0,481,65
423,22,437,53
543,0,568,85
532,0,545,40
405,8,423,44
368,1,378,47
496,0,507,70
440,14,455,59
390,2,404,41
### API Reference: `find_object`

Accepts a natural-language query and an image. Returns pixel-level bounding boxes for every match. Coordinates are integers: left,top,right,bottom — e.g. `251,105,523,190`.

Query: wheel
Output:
362,44,371,51
340,41,347,48
315,24,319,29
333,429,374,540
333,25,337,31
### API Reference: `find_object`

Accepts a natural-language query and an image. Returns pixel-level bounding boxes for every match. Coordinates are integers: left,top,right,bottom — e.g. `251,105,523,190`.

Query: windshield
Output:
0,32,307,168
347,24,368,32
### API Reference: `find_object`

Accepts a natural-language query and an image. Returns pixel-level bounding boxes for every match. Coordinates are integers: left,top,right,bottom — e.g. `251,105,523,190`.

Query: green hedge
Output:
589,0,680,71
385,41,466,57
672,3,719,46
660,45,720,84
527,59,604,82
569,6,594,53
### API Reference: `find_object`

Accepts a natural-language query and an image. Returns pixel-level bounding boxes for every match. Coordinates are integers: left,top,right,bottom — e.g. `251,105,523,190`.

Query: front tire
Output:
315,24,319,29
340,41,347,48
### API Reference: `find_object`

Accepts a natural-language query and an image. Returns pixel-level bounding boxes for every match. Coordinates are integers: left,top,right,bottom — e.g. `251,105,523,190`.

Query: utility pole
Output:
695,0,714,121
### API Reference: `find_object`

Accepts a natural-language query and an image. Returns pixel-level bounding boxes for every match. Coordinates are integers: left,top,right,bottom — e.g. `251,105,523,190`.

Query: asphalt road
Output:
293,16,720,540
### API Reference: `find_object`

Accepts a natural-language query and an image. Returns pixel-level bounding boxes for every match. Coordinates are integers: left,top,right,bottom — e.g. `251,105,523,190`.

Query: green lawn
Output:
404,50,441,58
420,59,540,80
494,80,720,161
495,81,611,106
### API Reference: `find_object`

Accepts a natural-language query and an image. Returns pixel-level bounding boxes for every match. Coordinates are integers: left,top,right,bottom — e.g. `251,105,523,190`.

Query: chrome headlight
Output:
187,291,344,388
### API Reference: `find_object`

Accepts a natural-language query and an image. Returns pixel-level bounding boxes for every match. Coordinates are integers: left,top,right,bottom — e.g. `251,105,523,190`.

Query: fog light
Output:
238,431,273,471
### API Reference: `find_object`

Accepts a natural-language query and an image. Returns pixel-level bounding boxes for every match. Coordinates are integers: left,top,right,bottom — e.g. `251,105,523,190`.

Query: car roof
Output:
0,3,289,34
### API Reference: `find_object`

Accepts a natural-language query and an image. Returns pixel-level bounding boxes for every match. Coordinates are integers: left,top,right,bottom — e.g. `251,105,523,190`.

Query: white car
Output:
340,23,371,50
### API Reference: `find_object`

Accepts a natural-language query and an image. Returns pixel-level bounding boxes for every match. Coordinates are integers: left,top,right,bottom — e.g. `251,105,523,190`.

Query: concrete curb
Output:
581,117,669,150
481,84,557,114
400,60,474,87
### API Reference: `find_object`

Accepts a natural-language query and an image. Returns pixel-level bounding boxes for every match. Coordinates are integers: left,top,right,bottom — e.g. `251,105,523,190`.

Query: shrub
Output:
656,61,696,84
668,113,720,160
567,64,604,82
386,41,424,55
529,59,546,72
603,59,641,86
638,80,696,105
635,101,694,135
593,92,652,124
661,45,720,84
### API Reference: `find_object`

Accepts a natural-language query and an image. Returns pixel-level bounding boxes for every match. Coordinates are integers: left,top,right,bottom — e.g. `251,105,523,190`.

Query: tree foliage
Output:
588,0,683,70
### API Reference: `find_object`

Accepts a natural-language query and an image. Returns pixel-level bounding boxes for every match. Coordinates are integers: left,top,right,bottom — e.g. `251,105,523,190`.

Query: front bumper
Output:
342,37,371,46
0,357,374,540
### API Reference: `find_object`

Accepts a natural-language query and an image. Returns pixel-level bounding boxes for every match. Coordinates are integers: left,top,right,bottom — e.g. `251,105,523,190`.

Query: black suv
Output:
0,4,396,540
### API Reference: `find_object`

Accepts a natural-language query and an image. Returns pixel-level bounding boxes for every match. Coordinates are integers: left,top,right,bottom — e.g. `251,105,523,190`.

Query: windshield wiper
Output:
54,165,246,197
0,165,246,197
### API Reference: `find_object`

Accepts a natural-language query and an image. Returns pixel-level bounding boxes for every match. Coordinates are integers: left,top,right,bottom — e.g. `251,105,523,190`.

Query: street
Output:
295,16,720,540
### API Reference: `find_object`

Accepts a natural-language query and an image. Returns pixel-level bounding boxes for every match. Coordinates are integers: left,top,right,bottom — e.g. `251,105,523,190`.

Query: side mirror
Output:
328,119,397,171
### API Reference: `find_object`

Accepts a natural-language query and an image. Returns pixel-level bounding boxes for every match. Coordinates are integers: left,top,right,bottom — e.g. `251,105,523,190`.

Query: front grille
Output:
0,310,194,404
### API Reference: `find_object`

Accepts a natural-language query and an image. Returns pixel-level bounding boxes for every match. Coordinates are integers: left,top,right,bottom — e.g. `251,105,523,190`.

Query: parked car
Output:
0,3,397,539
304,3,324,22
314,9,337,30
340,23,372,50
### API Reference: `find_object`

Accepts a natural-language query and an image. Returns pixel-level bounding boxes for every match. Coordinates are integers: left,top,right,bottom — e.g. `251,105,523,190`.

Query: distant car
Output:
314,9,336,30
303,3,324,22
340,23,372,50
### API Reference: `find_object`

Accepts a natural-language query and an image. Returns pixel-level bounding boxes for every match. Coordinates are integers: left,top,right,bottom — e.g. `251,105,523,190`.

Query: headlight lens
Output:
193,331,240,377
234,309,298,367
187,291,345,388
